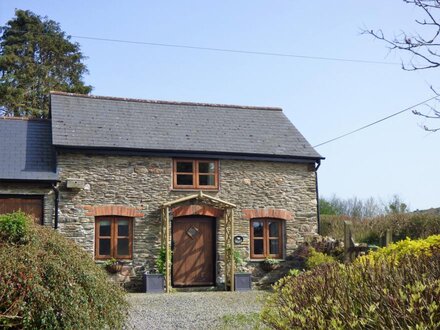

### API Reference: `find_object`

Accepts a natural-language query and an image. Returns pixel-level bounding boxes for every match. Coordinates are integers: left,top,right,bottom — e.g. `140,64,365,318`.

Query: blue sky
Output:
1,1,439,210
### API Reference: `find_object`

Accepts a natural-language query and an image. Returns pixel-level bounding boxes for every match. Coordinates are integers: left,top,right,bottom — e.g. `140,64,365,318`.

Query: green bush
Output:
287,268,301,277
0,213,127,329
155,246,166,274
0,211,29,243
359,234,440,264
261,236,440,329
305,247,336,269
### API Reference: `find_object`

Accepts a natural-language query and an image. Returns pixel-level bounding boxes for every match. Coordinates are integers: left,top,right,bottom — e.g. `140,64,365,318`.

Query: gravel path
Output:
125,291,267,330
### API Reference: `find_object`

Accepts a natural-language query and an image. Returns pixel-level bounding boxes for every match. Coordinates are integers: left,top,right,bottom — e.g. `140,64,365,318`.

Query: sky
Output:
1,0,439,210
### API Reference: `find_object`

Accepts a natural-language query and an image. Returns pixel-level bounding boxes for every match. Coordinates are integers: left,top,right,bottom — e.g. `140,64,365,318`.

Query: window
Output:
250,219,283,259
95,216,133,259
173,159,218,189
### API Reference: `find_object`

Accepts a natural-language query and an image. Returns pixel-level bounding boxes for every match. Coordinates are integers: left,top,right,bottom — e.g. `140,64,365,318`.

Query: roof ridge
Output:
50,91,283,111
0,116,50,122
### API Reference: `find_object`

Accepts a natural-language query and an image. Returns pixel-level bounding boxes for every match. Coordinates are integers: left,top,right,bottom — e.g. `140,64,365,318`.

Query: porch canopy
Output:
161,191,236,292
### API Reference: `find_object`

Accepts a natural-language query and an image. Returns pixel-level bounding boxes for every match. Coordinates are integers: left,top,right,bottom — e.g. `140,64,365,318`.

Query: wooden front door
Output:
0,195,43,224
172,216,215,286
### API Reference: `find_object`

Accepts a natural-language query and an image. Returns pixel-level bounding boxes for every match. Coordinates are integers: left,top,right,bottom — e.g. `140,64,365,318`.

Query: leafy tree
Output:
319,198,342,216
386,194,409,214
0,9,92,118
363,0,440,131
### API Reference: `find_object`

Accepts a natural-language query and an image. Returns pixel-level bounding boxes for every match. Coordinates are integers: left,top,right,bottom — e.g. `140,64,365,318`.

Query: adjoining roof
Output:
50,92,322,160
0,118,58,181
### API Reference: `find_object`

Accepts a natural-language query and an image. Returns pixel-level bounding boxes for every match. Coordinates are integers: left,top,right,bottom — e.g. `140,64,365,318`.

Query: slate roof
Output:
0,118,57,181
51,92,322,160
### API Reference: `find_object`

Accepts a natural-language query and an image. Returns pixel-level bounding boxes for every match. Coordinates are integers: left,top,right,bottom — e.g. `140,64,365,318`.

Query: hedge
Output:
321,213,440,244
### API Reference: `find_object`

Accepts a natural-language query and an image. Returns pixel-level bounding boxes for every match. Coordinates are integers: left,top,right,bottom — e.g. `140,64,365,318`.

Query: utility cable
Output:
5,29,400,65
313,95,439,148
69,35,400,65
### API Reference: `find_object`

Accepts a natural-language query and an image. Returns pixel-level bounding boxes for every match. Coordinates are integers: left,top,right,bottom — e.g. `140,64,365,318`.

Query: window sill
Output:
171,188,219,192
249,259,285,262
95,258,133,262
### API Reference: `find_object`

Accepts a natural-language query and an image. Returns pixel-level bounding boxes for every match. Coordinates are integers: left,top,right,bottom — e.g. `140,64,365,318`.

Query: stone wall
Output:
0,182,55,227
56,153,318,289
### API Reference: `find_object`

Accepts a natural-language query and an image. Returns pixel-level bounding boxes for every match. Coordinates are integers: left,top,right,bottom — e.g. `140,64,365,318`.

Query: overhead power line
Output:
69,35,400,65
313,95,439,148
7,29,399,65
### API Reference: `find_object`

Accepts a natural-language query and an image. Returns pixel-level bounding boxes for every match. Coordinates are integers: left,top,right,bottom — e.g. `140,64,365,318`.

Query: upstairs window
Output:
95,216,133,259
173,159,218,189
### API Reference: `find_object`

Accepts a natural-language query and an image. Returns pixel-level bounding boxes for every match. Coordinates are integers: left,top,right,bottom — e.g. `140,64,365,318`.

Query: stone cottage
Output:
0,92,323,290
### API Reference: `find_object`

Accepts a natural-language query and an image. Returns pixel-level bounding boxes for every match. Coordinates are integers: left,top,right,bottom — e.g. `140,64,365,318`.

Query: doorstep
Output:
173,286,220,292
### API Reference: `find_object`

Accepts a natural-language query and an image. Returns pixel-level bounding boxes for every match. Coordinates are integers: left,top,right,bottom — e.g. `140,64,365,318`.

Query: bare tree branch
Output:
364,0,440,131
412,108,440,118
363,0,440,71
423,125,440,132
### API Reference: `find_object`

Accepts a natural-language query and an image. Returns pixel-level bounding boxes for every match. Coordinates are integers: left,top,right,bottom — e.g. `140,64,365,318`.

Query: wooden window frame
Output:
95,216,133,260
250,218,283,259
173,159,219,190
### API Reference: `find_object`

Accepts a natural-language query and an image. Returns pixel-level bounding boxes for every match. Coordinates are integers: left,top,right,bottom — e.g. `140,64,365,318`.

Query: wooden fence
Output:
343,221,393,262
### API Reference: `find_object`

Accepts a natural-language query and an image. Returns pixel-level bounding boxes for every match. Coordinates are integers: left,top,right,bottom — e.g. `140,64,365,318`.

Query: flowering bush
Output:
0,212,127,329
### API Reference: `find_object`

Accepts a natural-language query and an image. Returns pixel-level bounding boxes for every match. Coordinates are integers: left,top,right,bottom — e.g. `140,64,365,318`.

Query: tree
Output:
320,195,408,218
386,194,409,214
0,10,92,118
319,198,342,216
364,0,440,132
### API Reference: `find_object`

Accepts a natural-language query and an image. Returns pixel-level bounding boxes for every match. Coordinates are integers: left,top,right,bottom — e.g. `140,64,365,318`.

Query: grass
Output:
217,312,268,330
215,291,270,329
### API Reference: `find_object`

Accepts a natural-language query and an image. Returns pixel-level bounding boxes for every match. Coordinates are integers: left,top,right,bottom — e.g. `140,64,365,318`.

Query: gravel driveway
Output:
125,291,267,329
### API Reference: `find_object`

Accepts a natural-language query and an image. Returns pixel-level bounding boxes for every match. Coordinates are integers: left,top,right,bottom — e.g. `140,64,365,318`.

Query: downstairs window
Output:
250,218,283,259
95,216,133,259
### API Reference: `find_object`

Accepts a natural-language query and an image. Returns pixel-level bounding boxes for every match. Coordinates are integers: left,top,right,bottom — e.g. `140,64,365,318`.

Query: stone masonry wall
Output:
57,153,318,289
0,182,55,227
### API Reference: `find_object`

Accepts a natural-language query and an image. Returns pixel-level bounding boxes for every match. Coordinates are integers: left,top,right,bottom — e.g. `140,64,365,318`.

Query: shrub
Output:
287,268,301,277
321,213,440,245
0,213,127,329
359,234,440,264
233,249,244,266
261,236,440,329
305,247,336,269
320,214,351,239
155,246,166,274
0,211,29,243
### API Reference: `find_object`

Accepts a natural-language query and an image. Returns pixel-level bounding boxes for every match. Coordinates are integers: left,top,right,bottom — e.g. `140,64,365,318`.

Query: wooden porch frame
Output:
161,191,236,293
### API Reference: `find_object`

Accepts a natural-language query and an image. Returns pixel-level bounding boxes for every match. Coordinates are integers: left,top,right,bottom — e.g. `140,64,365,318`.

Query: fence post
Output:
385,229,393,247
344,221,353,263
